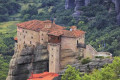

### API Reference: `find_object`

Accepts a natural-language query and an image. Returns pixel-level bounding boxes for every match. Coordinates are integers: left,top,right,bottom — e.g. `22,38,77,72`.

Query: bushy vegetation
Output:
0,55,11,80
62,57,120,80
81,58,91,64
0,21,19,55
0,0,21,22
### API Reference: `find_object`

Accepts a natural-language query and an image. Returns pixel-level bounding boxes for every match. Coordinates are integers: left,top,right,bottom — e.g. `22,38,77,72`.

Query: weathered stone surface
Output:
59,58,113,74
6,44,49,80
66,0,120,24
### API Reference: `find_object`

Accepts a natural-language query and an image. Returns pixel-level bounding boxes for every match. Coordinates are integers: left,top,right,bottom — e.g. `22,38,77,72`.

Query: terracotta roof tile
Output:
62,30,85,37
17,20,65,32
48,30,63,36
27,72,59,80
14,37,17,40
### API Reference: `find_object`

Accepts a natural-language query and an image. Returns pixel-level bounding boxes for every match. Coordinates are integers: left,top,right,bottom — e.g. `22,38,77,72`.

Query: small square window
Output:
30,41,32,44
24,36,25,38
52,55,53,57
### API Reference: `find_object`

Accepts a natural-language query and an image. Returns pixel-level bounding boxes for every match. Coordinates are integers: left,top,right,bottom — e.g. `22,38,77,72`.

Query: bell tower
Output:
48,35,61,73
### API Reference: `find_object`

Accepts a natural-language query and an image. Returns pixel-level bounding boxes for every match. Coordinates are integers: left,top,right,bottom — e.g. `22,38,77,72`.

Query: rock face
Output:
6,43,49,80
115,0,120,25
65,0,120,24
59,58,113,74
65,0,90,17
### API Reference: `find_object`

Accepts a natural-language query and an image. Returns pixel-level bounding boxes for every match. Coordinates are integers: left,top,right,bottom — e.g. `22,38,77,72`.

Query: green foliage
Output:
0,1,21,22
0,55,11,80
95,56,104,59
61,65,81,80
0,21,18,55
81,58,91,64
62,57,120,80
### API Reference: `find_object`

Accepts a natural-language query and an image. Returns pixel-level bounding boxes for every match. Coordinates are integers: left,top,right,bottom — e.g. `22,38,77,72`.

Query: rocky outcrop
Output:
65,0,120,24
59,58,113,74
65,0,90,17
6,43,49,80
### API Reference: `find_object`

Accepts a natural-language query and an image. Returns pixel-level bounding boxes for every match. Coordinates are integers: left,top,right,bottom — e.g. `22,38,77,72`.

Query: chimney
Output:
70,26,77,31
44,20,52,28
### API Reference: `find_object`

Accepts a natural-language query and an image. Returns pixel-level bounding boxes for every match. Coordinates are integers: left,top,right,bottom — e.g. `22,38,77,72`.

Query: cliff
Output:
65,0,120,24
6,43,49,80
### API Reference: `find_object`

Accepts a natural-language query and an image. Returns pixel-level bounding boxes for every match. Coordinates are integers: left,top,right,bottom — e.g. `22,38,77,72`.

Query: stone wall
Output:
84,44,97,59
84,44,112,59
61,37,77,52
39,31,48,44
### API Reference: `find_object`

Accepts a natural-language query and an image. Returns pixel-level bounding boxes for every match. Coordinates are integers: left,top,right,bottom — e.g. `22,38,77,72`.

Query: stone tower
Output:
48,43,60,73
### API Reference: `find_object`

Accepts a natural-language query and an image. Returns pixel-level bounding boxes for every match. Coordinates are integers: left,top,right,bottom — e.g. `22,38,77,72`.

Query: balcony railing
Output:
77,43,86,48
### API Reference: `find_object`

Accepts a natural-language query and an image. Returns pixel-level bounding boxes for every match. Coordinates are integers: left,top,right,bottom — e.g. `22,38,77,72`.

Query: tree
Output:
62,57,120,80
61,65,81,80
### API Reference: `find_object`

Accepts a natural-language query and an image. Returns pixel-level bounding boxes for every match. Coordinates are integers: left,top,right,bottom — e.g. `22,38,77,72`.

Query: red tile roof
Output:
17,20,65,32
27,72,59,80
63,30,85,37
17,20,45,32
14,37,17,41
48,30,85,37
17,20,85,37
48,30,63,36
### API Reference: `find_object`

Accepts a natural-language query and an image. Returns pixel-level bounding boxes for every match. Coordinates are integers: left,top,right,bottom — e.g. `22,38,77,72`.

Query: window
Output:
58,37,60,40
31,36,33,39
30,41,32,44
24,41,25,44
52,55,53,57
51,61,53,63
24,36,25,38
42,33,43,36
77,40,79,45
52,48,53,50
26,31,27,33
23,30,24,33
41,38,43,40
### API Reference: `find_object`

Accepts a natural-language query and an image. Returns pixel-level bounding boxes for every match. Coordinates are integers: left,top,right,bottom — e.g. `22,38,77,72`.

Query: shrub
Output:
81,58,91,64
95,56,104,59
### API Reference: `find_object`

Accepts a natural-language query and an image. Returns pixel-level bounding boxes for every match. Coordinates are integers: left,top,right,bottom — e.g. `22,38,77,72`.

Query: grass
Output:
0,21,19,34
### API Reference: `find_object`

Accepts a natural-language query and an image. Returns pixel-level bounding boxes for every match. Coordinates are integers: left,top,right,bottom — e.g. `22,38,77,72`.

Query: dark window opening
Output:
42,39,43,40
51,61,53,63
24,36,25,38
26,31,27,33
52,55,53,57
77,40,79,45
30,41,32,44
31,36,33,39
23,30,24,32
42,34,43,36
24,41,25,44
58,37,60,40
52,48,53,50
